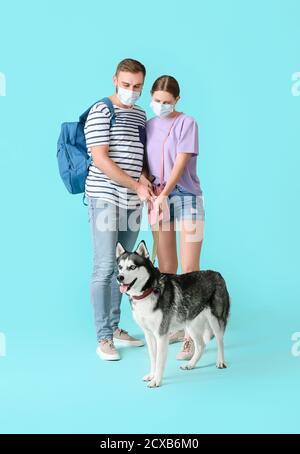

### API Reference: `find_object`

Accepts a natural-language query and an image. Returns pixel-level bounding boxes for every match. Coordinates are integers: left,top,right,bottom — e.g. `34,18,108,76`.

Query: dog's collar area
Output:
131,287,157,300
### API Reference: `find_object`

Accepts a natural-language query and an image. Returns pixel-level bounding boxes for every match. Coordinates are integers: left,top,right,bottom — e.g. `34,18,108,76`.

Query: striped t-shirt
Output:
84,100,146,209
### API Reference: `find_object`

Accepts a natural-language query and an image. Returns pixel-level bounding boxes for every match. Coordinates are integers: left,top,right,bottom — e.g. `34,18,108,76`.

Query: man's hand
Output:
139,174,153,190
134,182,155,202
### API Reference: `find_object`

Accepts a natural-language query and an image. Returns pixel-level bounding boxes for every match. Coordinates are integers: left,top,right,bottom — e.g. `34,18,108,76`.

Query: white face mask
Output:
150,100,175,118
117,86,141,106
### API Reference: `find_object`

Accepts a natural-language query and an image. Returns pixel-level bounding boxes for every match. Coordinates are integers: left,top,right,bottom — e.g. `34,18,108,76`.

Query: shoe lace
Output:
182,338,192,352
102,339,116,351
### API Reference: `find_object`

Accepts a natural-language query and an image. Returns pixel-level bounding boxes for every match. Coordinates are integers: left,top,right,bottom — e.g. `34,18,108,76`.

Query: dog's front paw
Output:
180,363,194,370
143,373,154,382
147,378,161,388
216,361,227,369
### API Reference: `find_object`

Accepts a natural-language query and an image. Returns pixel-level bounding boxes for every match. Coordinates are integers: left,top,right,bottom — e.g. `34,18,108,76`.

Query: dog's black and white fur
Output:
116,240,230,388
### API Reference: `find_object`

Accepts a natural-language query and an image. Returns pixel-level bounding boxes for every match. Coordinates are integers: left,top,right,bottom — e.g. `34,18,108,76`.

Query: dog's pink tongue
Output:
120,284,129,293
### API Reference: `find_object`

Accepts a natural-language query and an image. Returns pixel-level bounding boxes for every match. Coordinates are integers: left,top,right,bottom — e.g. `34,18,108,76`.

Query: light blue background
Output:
0,0,299,434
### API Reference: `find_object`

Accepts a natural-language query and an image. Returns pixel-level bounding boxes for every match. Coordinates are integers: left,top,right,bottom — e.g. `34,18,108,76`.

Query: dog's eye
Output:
130,265,136,270
118,265,122,270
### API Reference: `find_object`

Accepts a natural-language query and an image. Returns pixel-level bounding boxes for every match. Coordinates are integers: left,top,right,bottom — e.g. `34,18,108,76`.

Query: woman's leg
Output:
179,219,204,273
153,220,178,273
176,218,205,359
152,219,185,343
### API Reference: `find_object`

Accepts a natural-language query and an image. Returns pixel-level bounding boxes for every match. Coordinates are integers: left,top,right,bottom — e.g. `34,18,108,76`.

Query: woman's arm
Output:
161,152,193,196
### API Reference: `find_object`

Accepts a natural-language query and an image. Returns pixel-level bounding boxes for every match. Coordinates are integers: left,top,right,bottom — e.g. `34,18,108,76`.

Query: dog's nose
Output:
118,275,124,282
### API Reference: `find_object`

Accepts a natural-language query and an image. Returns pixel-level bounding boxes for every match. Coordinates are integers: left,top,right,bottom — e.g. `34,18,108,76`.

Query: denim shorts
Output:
165,184,205,223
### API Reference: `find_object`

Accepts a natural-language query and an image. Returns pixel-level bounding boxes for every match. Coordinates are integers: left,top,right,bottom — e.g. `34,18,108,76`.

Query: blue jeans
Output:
87,196,141,341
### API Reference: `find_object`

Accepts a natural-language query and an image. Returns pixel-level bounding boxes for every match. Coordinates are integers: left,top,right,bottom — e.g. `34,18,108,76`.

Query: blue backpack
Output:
57,97,116,205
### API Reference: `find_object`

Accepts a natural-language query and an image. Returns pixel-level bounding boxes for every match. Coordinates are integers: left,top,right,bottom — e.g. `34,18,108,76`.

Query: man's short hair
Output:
115,58,146,78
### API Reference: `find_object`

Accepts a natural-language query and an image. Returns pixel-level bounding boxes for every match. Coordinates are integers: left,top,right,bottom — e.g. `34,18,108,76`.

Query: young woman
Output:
145,75,205,360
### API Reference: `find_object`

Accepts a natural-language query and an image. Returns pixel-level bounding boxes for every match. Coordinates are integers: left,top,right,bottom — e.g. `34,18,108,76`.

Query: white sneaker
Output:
169,330,185,344
176,338,195,361
96,339,120,361
113,328,144,347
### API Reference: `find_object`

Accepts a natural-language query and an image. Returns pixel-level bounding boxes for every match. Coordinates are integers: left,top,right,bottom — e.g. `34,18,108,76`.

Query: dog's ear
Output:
135,240,149,258
116,241,126,259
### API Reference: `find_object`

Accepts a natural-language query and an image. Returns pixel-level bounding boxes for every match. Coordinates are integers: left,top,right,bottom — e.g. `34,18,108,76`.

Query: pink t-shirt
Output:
145,113,203,196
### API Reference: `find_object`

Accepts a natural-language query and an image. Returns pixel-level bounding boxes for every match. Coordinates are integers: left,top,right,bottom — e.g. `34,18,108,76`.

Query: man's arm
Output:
141,147,150,178
91,145,154,200
139,145,155,184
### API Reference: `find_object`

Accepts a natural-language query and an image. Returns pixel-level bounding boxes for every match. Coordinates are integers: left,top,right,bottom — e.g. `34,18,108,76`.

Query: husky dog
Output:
116,240,230,388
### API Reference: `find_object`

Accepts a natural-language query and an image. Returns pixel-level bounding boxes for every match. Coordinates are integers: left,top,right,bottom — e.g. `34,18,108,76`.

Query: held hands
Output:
135,175,168,213
135,177,155,202
139,174,153,190
145,185,170,225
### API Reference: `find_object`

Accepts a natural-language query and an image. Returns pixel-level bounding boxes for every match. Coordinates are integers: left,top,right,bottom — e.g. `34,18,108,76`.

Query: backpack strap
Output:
100,97,116,126
82,193,88,206
79,97,116,126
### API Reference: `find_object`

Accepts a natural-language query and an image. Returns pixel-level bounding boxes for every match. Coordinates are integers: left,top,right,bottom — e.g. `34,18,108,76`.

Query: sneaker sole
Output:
176,355,194,361
113,338,145,347
96,349,120,361
169,336,185,344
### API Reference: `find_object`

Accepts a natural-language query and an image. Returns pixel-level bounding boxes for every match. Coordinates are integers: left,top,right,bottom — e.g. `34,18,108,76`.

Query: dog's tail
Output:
212,273,231,332
221,289,231,332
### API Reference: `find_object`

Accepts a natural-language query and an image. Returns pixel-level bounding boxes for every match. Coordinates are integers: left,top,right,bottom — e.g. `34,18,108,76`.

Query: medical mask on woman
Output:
150,100,175,118
117,86,141,106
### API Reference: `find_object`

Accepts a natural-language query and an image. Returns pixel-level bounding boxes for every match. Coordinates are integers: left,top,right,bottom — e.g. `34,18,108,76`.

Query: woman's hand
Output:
153,193,168,214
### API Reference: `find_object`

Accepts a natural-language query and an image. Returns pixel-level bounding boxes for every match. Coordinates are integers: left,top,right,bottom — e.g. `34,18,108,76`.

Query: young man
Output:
84,58,154,361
